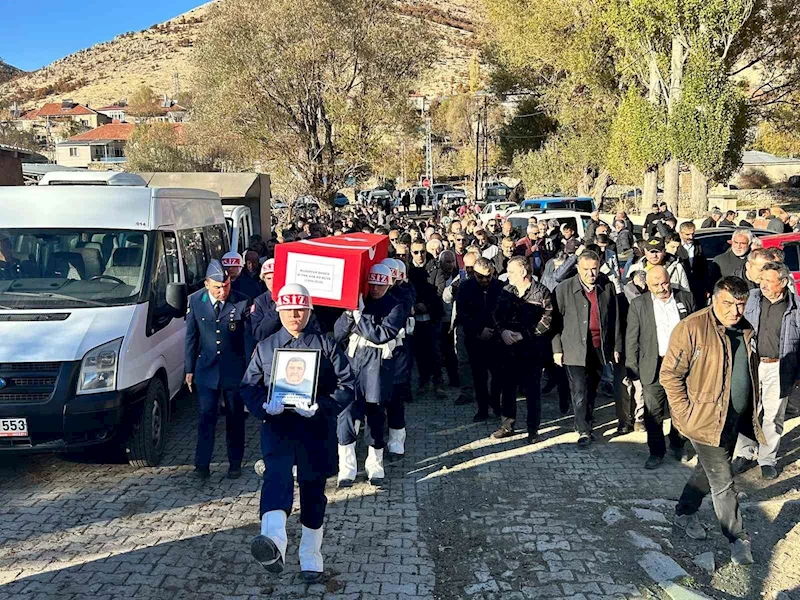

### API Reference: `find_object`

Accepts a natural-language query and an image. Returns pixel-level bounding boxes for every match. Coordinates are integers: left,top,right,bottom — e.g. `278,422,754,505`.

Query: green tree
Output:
125,123,205,172
496,96,556,166
193,0,436,208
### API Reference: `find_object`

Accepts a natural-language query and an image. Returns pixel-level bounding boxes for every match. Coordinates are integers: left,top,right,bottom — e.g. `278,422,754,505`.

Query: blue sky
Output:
0,1,205,72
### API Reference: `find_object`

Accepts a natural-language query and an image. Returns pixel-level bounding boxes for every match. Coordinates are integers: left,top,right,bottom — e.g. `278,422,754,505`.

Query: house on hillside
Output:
55,122,134,168
35,100,111,129
7,100,112,150
96,103,129,123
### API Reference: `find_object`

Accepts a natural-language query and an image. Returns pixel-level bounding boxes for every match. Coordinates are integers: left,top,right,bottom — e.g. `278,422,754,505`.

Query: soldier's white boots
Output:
299,525,324,573
261,510,288,562
366,446,385,483
387,428,406,455
337,443,357,486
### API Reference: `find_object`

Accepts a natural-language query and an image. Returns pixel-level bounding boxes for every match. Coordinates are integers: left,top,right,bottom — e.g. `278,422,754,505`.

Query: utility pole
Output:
482,96,489,183
425,113,433,188
474,111,481,202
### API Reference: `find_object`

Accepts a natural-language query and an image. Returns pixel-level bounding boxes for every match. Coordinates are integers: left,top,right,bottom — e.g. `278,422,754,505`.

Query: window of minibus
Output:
179,229,209,292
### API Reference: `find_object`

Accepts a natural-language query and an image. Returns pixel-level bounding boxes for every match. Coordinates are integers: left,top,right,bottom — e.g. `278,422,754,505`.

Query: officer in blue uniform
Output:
383,258,416,456
242,284,354,583
184,259,253,480
223,251,263,301
333,264,406,486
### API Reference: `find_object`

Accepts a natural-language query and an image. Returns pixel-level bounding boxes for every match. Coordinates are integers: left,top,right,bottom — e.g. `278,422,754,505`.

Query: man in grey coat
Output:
733,262,800,480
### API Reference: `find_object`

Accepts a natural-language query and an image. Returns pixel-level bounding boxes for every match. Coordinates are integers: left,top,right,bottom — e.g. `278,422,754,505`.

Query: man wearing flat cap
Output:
185,259,253,480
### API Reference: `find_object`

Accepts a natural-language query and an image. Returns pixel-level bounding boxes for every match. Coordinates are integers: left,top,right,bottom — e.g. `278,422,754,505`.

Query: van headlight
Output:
77,339,122,395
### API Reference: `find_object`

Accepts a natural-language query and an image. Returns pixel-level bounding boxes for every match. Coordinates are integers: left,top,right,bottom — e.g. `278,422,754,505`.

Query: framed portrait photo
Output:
269,348,321,409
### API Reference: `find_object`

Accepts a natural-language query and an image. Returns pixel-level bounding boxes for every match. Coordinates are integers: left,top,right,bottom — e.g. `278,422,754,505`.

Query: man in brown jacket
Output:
660,277,765,566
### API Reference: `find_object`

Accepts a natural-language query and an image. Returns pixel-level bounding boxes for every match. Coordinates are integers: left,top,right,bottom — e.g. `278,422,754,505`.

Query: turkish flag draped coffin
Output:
273,233,390,309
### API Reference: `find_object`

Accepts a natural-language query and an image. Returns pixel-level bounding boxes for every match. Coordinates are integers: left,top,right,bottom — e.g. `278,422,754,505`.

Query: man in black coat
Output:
709,228,752,284
626,266,696,469
408,243,445,392
456,257,504,421
674,221,709,308
552,251,622,447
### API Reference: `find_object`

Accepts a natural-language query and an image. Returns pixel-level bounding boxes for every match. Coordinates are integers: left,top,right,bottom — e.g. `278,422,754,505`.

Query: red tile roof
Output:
37,102,97,117
97,104,128,112
66,123,135,143
19,109,40,120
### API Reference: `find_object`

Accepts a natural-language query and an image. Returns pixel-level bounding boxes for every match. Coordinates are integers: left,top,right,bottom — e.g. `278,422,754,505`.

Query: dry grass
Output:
0,0,484,110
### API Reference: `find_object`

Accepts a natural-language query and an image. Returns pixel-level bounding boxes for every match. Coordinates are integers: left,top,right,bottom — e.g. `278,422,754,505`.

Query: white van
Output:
0,172,228,466
223,205,253,256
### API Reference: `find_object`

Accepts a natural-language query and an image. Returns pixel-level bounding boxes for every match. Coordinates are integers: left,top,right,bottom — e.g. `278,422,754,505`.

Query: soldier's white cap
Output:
275,283,313,311
367,264,392,286
380,258,399,282
221,251,243,268
260,258,275,275
393,259,407,281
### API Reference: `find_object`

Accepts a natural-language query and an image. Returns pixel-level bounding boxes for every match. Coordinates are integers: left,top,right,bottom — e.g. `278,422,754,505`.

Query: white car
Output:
478,201,519,225
505,209,603,240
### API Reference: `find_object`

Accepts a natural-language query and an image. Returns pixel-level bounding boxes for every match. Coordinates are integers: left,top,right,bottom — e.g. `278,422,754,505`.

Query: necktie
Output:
214,302,221,318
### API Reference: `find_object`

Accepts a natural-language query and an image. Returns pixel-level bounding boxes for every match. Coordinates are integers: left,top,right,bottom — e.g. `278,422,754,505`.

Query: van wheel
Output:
126,378,167,467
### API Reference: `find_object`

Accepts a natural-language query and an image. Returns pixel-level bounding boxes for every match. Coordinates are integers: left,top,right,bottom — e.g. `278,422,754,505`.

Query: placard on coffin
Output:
273,233,390,310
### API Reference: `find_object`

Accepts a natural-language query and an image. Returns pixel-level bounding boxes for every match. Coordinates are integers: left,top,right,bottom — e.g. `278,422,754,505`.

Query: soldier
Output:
184,259,253,480
223,250,263,300
242,284,355,582
334,264,406,487
383,258,416,456
249,259,280,343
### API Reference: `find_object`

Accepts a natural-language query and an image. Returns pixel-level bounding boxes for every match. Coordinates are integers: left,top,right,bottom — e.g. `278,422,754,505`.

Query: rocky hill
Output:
0,0,482,111
0,60,24,85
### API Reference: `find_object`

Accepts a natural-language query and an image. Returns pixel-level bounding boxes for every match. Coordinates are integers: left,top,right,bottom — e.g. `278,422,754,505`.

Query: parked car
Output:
692,228,773,272
442,189,467,207
223,205,253,256
760,232,800,286
333,192,349,208
478,201,519,225
482,182,512,203
367,189,392,205
506,210,599,240
518,196,596,213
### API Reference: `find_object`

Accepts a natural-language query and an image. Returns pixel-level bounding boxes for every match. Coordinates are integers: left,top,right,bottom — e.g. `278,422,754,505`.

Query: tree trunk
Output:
664,37,685,214
643,167,658,212
663,158,679,215
690,164,709,218
592,169,610,209
578,167,595,197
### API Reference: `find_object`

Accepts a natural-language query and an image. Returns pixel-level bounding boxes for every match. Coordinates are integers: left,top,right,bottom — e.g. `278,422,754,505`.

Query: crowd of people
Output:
183,197,800,577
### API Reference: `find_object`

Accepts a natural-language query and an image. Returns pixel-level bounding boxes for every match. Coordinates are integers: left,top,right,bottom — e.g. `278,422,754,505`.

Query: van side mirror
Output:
166,283,188,315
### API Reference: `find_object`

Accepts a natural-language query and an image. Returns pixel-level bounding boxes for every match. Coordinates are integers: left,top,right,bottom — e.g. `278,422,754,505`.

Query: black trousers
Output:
565,346,604,436
676,436,747,543
613,361,634,428
544,360,571,413
195,386,245,469
440,326,460,386
465,337,501,415
414,321,442,385
642,378,686,457
500,349,543,434
388,383,409,429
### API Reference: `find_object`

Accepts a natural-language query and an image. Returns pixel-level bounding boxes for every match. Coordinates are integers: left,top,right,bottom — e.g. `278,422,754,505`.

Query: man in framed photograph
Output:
242,284,355,582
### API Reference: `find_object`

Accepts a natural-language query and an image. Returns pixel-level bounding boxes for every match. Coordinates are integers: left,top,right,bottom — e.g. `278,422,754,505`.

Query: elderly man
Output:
185,260,253,480
734,247,782,291
244,285,353,580
626,266,696,469
732,262,800,480
426,238,444,261
627,238,691,292
501,219,520,242
701,208,723,229
553,251,621,447
710,228,752,282
456,257,504,421
493,256,554,442
485,236,516,279
661,277,765,566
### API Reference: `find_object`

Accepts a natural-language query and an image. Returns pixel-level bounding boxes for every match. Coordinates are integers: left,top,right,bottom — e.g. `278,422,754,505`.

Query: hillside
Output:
0,0,482,111
0,60,24,85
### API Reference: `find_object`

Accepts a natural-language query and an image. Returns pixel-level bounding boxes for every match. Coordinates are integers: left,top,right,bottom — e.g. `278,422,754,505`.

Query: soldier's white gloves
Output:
293,399,318,418
263,397,284,416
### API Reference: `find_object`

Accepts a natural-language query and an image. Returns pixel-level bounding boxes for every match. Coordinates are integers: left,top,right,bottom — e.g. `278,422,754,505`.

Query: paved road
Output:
1,384,798,599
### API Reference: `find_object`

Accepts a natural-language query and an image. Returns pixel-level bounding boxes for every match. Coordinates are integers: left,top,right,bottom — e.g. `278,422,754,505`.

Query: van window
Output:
205,225,226,261
148,232,182,335
784,244,799,272
179,229,209,291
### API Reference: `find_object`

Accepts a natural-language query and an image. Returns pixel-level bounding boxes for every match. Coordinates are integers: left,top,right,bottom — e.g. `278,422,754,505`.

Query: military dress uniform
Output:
333,264,406,486
384,259,416,455
242,284,355,582
184,261,253,478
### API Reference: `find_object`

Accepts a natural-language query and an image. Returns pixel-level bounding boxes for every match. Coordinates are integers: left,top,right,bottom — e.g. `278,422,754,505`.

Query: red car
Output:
759,232,800,286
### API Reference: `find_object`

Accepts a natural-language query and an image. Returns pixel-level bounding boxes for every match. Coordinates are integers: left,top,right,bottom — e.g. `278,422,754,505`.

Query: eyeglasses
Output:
412,250,424,255
474,272,490,280
455,238,465,242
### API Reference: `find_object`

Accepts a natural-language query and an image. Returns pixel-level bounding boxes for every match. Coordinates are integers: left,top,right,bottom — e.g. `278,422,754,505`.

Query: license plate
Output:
0,418,28,437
